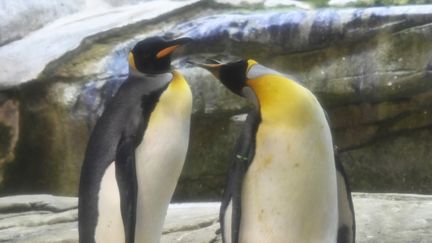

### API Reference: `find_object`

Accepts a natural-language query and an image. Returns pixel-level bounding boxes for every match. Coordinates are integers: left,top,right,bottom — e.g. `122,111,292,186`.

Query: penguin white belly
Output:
239,123,338,243
134,78,192,243
95,162,125,243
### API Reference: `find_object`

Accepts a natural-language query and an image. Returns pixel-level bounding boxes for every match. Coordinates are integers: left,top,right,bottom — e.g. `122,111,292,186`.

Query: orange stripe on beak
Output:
156,45,180,59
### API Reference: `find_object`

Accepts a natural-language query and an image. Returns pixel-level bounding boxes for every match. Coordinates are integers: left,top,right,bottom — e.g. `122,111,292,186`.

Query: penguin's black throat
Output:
193,59,248,96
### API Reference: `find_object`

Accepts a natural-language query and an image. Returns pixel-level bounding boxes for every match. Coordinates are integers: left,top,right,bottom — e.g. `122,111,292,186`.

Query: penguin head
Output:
192,59,249,96
193,58,260,107
128,36,192,74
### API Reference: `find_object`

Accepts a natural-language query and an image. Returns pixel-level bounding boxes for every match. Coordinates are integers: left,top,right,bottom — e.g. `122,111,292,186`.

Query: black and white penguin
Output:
195,59,355,243
78,36,193,243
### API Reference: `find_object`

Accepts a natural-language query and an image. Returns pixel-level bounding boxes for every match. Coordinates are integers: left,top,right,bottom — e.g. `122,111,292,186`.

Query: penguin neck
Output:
128,66,173,81
247,75,319,128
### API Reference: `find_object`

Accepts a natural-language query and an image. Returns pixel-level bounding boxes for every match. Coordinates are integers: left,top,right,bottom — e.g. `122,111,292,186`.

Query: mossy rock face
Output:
341,128,432,193
1,5,432,198
176,6,432,106
0,97,19,188
0,124,11,158
173,112,245,201
2,82,88,196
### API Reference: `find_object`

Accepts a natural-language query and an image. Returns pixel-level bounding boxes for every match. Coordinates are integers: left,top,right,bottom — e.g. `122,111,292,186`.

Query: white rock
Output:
0,0,83,46
354,193,432,243
0,194,77,212
328,0,359,6
0,0,200,89
1,193,432,242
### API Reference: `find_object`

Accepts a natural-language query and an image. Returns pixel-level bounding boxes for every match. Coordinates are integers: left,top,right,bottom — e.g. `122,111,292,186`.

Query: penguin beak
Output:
187,58,224,79
156,37,193,59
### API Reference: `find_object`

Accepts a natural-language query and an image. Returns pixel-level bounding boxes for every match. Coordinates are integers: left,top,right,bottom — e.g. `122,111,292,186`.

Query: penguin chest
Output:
134,78,192,242
240,123,338,243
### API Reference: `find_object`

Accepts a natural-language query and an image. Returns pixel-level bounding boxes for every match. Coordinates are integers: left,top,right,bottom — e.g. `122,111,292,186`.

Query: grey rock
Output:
1,194,432,242
0,0,83,46
340,128,432,194
0,194,77,213
0,195,78,242
1,2,432,200
173,5,432,105
0,0,222,196
0,0,201,89
0,98,19,184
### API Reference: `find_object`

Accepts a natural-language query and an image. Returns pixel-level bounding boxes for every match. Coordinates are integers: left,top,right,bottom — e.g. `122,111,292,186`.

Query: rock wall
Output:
174,5,432,199
0,2,431,199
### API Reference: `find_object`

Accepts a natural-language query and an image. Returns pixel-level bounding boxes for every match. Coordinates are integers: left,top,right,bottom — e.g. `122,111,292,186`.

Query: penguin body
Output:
78,37,192,243
198,60,355,243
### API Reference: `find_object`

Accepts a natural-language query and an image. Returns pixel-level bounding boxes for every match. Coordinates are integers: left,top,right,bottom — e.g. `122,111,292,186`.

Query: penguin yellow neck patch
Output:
247,75,320,128
128,52,137,70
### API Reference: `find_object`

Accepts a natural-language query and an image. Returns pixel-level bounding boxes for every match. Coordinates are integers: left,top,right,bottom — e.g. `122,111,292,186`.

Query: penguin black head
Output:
191,59,249,96
129,36,193,74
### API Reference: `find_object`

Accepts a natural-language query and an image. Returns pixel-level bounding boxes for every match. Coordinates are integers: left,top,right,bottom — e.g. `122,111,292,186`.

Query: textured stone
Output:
0,0,201,88
340,128,432,194
0,0,82,46
0,194,78,213
175,6,432,105
1,194,432,242
0,195,78,242
0,98,19,186
0,0,221,196
1,3,432,199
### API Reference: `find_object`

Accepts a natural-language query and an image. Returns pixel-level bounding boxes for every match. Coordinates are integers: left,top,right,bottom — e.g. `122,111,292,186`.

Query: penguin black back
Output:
195,59,355,243
78,36,192,243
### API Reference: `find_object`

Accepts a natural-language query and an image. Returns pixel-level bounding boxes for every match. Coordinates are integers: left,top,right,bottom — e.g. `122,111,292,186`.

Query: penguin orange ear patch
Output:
156,45,180,59
128,52,137,70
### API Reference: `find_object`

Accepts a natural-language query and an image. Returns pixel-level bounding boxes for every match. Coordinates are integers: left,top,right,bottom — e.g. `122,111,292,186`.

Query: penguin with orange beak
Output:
194,58,355,243
79,36,193,243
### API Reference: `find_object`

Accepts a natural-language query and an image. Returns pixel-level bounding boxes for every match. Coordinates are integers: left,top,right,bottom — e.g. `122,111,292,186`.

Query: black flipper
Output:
78,75,169,243
220,109,261,243
78,115,120,243
324,110,356,243
335,151,356,243
114,84,168,243
115,137,138,243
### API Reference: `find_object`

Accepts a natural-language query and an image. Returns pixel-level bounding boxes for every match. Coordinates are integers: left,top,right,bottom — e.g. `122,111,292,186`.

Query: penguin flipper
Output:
323,110,356,242
115,137,138,243
335,153,356,243
220,109,261,243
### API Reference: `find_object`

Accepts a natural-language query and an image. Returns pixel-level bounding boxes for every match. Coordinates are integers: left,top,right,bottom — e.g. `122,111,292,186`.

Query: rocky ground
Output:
0,193,431,242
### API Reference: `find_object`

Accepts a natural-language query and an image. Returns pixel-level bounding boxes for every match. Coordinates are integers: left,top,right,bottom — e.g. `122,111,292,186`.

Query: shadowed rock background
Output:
0,0,431,203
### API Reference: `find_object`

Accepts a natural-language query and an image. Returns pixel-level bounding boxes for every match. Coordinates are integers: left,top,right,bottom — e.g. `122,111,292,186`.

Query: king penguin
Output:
78,36,193,243
195,59,355,243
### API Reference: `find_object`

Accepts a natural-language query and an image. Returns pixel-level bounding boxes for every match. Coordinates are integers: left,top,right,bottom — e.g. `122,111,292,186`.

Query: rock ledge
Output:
0,193,431,242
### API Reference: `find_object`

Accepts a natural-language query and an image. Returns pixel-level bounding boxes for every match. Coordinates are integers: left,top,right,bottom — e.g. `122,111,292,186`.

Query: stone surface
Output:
0,0,82,46
175,5,432,198
0,195,78,243
0,2,431,200
0,0,224,196
175,6,432,105
1,194,432,242
0,0,200,88
0,98,19,187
